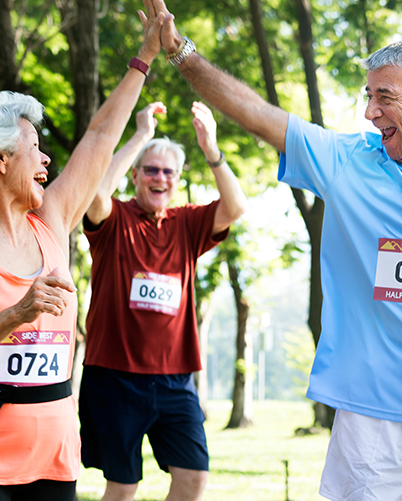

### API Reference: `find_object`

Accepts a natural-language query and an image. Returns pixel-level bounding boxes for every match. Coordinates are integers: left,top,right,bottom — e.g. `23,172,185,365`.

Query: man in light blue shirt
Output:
143,0,402,498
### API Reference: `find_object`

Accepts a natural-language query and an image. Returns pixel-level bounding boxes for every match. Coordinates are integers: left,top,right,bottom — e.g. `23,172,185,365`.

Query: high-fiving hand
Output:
192,102,221,164
136,101,167,141
141,0,183,54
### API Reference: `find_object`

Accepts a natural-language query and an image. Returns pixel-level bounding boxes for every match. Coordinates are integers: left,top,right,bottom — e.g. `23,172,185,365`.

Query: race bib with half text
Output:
374,238,402,302
129,271,182,316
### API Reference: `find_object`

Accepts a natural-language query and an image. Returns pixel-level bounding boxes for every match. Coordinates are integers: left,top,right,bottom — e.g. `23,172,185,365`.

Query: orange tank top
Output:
0,214,80,484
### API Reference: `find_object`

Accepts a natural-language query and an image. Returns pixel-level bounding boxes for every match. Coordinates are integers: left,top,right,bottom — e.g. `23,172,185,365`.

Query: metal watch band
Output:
168,37,197,66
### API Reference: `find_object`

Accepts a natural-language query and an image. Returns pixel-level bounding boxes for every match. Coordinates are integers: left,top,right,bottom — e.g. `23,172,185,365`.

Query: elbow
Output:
229,200,247,224
235,203,247,221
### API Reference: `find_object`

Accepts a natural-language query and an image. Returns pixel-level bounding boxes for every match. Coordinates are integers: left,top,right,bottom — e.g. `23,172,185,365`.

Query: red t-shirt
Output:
84,198,228,374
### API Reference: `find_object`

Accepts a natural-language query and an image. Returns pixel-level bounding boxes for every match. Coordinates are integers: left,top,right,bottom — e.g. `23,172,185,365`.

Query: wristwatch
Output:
167,37,197,66
207,151,226,168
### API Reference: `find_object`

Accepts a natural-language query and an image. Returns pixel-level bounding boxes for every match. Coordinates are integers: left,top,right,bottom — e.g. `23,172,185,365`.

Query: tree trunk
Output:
225,261,252,429
248,0,279,107
292,0,335,430
194,291,216,418
58,0,100,386
248,0,334,429
0,0,19,92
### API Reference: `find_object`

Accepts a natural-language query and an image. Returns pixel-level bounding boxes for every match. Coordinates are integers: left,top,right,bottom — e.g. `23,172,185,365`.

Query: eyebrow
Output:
365,85,395,95
29,130,39,139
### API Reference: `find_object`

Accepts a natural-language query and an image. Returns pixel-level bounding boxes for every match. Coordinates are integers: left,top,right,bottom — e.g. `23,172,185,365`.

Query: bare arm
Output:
86,102,167,226
146,0,289,151
36,2,164,256
0,269,75,342
192,101,247,235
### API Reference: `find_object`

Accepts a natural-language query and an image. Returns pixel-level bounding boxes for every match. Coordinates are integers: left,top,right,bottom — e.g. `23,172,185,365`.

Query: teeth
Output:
34,173,47,183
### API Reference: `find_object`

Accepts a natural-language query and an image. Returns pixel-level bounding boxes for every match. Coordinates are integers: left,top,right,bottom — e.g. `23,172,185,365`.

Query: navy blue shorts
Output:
79,366,209,484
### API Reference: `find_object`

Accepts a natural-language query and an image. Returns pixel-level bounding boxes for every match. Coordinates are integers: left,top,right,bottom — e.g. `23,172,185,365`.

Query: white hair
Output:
133,137,185,174
0,91,44,153
361,42,402,71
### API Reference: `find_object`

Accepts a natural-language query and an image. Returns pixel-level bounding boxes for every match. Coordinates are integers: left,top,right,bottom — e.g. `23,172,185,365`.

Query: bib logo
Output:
0,334,21,344
380,240,402,252
0,331,70,345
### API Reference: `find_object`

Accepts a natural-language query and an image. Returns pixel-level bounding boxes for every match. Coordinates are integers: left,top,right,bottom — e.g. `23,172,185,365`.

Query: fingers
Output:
17,274,76,324
138,9,148,29
135,102,166,140
192,101,213,118
46,268,76,293
137,102,166,123
142,0,157,19
191,101,216,130
148,101,167,114
151,0,170,15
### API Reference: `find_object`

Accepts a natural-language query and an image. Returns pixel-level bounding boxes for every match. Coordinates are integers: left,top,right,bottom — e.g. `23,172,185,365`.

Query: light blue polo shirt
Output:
279,113,402,422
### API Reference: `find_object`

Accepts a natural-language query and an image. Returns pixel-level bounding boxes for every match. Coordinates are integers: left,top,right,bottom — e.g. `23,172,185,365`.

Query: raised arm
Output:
144,0,289,152
86,102,166,226
36,3,164,256
192,101,246,235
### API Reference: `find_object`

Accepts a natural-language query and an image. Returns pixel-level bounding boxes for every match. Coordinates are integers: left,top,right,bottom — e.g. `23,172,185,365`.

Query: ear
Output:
0,153,7,175
132,167,138,187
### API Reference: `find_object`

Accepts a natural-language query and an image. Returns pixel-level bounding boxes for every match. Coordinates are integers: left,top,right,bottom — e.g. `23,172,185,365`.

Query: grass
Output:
76,400,330,501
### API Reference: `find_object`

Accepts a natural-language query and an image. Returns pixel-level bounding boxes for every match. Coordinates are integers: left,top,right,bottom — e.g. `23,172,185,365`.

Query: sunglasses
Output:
141,165,178,179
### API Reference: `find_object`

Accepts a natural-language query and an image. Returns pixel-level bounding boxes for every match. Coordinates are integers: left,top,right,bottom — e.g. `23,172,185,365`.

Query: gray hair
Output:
0,91,44,154
133,137,185,174
361,41,402,71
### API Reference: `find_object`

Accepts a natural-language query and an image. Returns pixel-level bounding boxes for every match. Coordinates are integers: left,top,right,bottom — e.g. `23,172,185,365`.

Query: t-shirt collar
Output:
131,198,174,223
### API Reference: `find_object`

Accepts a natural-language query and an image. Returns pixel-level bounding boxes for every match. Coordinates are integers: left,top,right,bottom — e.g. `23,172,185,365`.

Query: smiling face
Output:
365,64,402,162
0,119,50,210
132,148,180,217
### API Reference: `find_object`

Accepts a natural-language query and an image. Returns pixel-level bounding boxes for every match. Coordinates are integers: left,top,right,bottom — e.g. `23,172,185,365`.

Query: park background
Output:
2,0,402,498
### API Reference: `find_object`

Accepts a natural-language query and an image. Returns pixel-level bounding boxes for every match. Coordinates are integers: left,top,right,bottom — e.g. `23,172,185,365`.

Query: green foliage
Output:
234,357,257,379
282,326,315,399
312,0,402,96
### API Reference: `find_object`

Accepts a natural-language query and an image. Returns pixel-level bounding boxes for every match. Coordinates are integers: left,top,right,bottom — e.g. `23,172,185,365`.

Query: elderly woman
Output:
0,4,163,501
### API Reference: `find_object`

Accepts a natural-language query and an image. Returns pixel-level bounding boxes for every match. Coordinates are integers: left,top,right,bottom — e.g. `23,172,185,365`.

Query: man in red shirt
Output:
79,100,246,501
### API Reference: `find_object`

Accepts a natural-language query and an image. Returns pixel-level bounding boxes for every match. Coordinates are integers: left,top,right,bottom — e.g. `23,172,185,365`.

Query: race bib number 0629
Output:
374,238,402,302
130,271,182,316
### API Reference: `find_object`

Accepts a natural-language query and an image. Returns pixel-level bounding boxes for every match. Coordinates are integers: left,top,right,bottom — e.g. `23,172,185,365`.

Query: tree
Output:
0,0,101,393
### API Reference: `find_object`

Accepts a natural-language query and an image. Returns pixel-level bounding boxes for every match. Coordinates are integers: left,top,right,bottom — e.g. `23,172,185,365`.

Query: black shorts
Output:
0,480,76,501
79,366,209,484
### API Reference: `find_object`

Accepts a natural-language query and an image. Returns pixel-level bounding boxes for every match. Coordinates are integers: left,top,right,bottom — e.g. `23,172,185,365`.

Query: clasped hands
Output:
139,0,185,60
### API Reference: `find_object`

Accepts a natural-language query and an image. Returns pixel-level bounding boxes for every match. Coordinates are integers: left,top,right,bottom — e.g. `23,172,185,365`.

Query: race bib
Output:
374,238,402,302
0,330,71,385
130,271,182,316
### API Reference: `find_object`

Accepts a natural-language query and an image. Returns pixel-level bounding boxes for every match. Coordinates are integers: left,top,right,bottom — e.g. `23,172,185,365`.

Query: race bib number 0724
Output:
0,330,70,385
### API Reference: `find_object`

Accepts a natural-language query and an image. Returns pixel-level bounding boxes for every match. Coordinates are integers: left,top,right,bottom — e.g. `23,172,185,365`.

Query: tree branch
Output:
44,114,75,153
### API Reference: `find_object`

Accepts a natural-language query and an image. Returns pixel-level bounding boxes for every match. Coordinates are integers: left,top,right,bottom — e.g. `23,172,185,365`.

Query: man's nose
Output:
154,168,167,180
365,99,383,121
